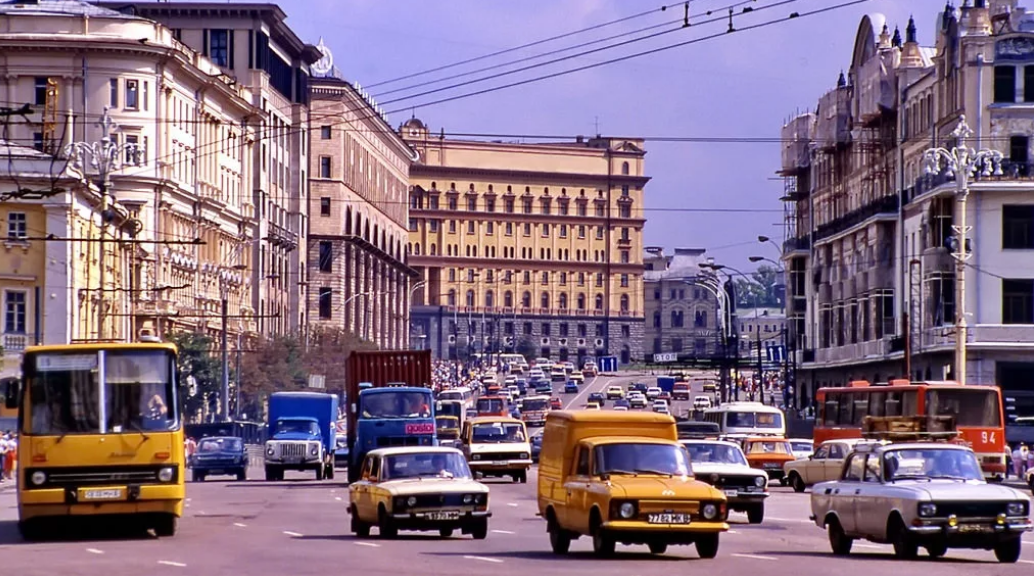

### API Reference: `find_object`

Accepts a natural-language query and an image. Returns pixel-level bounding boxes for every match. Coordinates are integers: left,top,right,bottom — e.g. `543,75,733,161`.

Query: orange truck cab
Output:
476,395,509,417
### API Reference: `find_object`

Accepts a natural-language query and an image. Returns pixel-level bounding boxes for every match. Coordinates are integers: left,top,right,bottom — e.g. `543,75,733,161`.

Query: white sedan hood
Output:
692,462,764,477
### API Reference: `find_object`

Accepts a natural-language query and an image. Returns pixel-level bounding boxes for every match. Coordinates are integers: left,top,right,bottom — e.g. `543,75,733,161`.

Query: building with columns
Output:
306,48,417,349
0,0,261,354
780,1,1034,415
403,119,648,365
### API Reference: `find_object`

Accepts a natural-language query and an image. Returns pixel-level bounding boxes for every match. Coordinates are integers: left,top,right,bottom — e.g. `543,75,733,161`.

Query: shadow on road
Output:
292,533,445,542
0,519,157,546
760,550,988,564
421,550,695,562
220,481,350,489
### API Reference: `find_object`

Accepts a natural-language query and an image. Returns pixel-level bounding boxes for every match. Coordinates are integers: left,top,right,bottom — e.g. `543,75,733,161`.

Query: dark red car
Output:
549,397,562,410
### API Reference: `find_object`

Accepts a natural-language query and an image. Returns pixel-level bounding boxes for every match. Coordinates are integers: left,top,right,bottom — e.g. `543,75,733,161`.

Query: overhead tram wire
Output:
364,1,688,89
372,0,757,99
376,0,789,107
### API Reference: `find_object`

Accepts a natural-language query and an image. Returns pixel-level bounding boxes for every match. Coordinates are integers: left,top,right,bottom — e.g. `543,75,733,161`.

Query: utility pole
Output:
755,324,764,403
66,107,139,340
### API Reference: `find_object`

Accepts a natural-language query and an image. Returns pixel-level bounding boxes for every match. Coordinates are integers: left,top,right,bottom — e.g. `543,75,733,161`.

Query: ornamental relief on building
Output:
989,116,1034,141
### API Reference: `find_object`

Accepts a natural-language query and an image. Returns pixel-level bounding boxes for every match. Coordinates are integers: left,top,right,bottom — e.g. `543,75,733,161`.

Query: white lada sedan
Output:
810,441,1032,563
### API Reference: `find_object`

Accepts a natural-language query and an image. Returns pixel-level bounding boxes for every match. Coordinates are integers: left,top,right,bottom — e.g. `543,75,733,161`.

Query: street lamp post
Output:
703,263,766,401
923,115,1003,386
220,238,261,422
66,107,140,340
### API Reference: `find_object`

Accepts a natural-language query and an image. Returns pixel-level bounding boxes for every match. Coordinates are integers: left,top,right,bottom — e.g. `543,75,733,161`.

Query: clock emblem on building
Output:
312,36,334,77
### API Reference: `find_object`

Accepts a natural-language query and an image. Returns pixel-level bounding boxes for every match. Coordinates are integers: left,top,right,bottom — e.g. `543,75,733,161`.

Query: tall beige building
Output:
403,119,648,365
780,1,1034,414
307,53,417,349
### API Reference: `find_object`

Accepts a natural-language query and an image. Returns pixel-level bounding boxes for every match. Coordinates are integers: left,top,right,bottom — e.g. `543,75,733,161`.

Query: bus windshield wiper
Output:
120,419,151,443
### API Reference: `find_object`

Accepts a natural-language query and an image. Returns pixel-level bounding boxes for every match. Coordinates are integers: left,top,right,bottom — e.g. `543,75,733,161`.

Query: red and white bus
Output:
814,380,1006,479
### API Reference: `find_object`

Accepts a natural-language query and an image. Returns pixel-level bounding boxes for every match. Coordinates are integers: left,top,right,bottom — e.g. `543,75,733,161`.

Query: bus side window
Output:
852,397,868,426
837,393,853,426
885,392,902,416
824,395,839,426
869,392,886,418
901,390,918,416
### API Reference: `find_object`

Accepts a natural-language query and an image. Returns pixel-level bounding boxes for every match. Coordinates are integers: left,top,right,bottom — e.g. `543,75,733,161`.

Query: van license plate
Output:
647,513,690,524
724,489,739,498
83,489,123,500
426,511,460,521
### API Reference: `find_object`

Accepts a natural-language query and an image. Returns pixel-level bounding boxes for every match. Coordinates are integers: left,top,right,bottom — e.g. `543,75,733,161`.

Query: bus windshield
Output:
926,389,1001,427
727,411,782,429
27,350,177,435
523,398,549,411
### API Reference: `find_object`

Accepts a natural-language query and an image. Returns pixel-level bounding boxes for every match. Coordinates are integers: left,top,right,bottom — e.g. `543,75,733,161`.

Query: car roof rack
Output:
860,415,962,443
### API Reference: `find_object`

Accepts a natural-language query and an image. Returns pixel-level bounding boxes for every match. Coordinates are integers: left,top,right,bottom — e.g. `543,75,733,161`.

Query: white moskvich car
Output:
683,439,769,524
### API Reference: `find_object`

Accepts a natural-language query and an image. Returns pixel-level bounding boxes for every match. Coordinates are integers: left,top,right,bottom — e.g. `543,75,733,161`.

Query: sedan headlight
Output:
702,503,718,520
754,476,766,487
619,502,636,519
520,453,529,459
918,503,937,518
463,494,474,504
158,467,175,482
31,471,46,486
472,454,481,460
475,494,487,505
1007,502,1028,516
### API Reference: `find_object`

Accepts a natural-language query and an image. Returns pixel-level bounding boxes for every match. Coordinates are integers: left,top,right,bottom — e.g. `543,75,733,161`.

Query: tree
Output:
734,265,782,310
305,326,377,395
166,331,222,423
515,337,537,361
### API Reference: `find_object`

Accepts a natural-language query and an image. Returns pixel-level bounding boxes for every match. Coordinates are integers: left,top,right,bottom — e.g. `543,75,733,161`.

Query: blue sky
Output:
279,0,948,270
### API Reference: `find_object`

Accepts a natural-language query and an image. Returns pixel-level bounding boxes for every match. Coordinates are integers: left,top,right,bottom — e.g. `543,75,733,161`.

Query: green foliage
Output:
165,331,223,421
515,337,537,360
734,265,783,309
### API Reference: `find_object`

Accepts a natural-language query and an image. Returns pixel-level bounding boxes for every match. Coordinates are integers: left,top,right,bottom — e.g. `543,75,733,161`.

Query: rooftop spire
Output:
906,15,917,43
892,26,902,47
837,70,847,87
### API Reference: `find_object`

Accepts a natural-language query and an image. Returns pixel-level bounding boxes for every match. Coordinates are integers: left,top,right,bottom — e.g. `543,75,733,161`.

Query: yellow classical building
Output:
402,118,648,364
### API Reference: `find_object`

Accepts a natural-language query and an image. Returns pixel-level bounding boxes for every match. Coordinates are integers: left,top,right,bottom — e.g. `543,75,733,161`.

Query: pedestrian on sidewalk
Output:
0,432,7,481
1013,444,1024,478
3,433,15,480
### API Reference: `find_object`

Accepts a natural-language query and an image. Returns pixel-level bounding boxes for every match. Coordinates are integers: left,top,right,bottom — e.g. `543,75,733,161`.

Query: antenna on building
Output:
683,2,690,27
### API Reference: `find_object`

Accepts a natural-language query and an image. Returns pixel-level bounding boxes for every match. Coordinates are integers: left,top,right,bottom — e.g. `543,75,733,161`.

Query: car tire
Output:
471,519,488,540
547,515,572,555
648,542,668,554
516,471,528,484
926,543,947,559
827,519,853,556
351,506,371,538
791,473,806,493
592,527,615,557
695,533,720,559
153,515,178,538
890,518,918,560
747,505,764,524
439,528,454,538
236,469,247,482
994,538,1022,563
193,470,204,482
315,466,325,481
378,507,398,539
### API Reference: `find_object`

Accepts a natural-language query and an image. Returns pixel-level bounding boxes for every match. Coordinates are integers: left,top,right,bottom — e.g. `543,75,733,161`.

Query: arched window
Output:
466,290,475,307
485,290,494,308
413,243,421,255
558,293,568,309
447,289,456,306
430,244,438,255
504,291,513,308
577,293,586,310
541,292,550,309
522,291,531,308
621,161,630,175
620,295,629,312
595,294,604,310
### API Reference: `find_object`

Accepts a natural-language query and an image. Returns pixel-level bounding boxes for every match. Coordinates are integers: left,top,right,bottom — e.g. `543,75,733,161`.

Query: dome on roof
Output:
401,117,426,131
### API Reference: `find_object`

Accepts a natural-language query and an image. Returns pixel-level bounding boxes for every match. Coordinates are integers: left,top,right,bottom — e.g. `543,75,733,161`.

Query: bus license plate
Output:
426,511,460,521
647,513,690,524
82,489,123,501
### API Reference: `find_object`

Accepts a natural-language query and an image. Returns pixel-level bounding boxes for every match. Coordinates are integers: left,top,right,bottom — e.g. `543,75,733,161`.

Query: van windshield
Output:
594,443,691,476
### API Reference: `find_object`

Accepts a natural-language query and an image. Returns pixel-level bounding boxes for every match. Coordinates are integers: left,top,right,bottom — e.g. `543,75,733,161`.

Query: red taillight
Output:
155,452,171,460
32,454,46,463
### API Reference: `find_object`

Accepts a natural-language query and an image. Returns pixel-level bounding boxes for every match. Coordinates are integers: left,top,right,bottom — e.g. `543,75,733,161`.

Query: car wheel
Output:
648,542,668,554
236,469,247,482
592,527,615,556
994,538,1022,563
439,528,454,538
153,515,178,538
470,519,488,540
378,507,398,539
890,518,918,560
695,533,720,559
17,519,45,542
193,470,204,482
827,519,853,556
547,514,571,555
926,543,947,559
351,506,371,538
747,505,764,524
791,473,806,493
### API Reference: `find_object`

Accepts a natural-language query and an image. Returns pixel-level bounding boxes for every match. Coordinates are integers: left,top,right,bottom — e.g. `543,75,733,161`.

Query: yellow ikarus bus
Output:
3,341,184,539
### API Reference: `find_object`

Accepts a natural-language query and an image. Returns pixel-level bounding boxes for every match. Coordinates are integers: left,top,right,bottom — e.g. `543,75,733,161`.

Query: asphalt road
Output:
2,373,1033,574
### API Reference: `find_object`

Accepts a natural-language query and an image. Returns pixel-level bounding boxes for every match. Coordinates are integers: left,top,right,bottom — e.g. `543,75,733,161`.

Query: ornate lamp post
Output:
922,115,1003,386
65,107,141,339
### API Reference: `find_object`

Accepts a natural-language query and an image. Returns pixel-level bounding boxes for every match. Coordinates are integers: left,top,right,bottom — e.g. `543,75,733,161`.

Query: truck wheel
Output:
264,466,280,481
325,464,334,480
747,505,765,524
18,519,45,542
154,515,178,537
315,466,325,481
648,542,668,554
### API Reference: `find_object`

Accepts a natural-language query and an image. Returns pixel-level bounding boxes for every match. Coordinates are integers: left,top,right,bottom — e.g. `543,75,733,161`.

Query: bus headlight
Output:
158,467,175,482
31,471,46,486
702,503,718,520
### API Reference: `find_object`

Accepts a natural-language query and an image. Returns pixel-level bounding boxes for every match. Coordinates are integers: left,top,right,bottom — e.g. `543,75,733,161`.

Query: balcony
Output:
968,325,1034,346
813,193,899,243
921,247,952,273
268,221,298,251
783,236,811,254
3,333,28,352
812,339,888,364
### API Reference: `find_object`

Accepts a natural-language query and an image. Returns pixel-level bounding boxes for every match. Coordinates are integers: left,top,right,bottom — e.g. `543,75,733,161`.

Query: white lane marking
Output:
765,516,811,524
564,374,602,409
233,523,247,528
726,530,739,534
157,560,187,567
283,530,304,537
507,503,519,507
354,542,381,548
854,543,883,549
86,548,104,555
464,555,504,564
335,497,343,501
731,553,778,561
492,529,516,534
1020,560,1034,565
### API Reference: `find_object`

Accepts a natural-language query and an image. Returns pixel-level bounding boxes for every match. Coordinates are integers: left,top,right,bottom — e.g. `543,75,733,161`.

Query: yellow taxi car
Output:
570,372,585,385
538,411,729,558
349,447,490,540
585,402,602,410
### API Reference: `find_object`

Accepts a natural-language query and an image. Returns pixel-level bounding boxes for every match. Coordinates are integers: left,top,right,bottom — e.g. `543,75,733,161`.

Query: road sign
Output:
766,346,785,363
653,352,678,363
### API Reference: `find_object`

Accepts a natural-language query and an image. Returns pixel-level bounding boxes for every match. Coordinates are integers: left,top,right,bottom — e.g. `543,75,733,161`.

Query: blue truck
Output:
263,392,339,481
345,350,437,483
657,376,676,394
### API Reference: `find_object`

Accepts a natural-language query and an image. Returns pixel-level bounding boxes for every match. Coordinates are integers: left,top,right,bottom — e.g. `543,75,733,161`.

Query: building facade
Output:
0,0,262,357
307,53,417,349
733,307,788,368
103,1,322,336
403,119,648,364
643,247,722,358
780,1,1034,414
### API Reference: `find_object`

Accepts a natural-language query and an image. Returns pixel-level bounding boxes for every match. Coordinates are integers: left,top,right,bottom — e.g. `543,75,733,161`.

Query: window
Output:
541,224,550,237
449,220,456,234
504,291,513,308
595,227,604,240
320,125,332,139
541,293,550,309
505,222,513,236
467,269,476,283
32,132,43,152
653,312,661,328
541,272,549,285
125,79,139,109
448,197,457,210
523,223,531,237
595,294,604,310
209,29,230,67
577,293,586,310
619,205,631,218
620,274,629,288
320,197,331,216
4,291,26,333
1026,66,1034,102
620,295,629,312
522,292,531,307
34,77,49,105
109,78,118,107
467,197,477,211
1011,135,1030,166
466,290,475,307
995,66,1017,103
559,224,567,238
1003,279,1034,324
318,288,332,319
578,225,586,239
448,269,456,282
319,156,331,178
6,212,27,239
486,199,495,212
124,134,139,164
505,199,514,213
467,221,475,235
620,250,629,264
1003,205,1034,249
485,291,494,308
447,290,456,306
318,241,333,272
486,222,494,235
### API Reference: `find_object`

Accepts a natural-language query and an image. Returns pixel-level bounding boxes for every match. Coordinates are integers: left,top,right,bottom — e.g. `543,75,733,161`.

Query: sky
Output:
272,0,950,271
